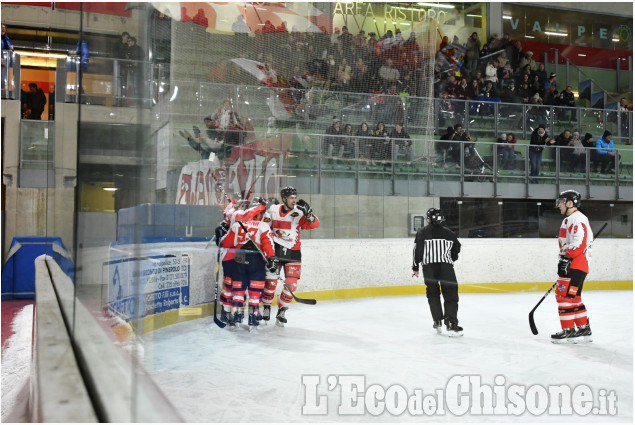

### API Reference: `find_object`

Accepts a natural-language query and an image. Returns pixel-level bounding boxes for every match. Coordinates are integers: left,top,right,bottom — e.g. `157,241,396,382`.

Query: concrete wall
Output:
2,101,78,262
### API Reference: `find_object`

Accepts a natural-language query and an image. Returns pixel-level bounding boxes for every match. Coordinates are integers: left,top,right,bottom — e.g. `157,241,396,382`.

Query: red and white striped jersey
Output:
220,219,275,261
263,204,320,250
558,210,593,273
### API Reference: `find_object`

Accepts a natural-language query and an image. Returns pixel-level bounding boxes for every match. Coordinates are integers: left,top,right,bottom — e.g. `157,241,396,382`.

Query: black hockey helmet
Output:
556,189,581,208
426,208,446,225
280,186,297,200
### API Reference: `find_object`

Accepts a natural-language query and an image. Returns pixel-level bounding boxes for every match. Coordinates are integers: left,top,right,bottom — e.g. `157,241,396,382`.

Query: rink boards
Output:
104,238,632,333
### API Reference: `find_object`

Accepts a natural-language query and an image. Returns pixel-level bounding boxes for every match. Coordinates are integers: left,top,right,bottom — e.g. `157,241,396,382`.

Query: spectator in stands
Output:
209,98,240,149
125,36,145,99
69,38,89,95
334,57,351,91
557,85,576,121
112,31,129,105
466,78,482,99
501,80,519,103
24,82,47,120
373,122,390,163
325,117,343,161
554,129,573,169
544,72,557,95
2,24,14,92
498,63,514,90
567,132,587,172
543,85,558,106
582,132,597,170
390,122,414,162
112,31,130,59
356,122,374,164
519,65,532,87
534,63,547,86
341,123,356,159
494,51,509,69
438,126,458,166
379,58,400,91
472,70,485,86
530,74,543,98
484,61,498,85
350,57,369,93
618,97,631,140
499,132,517,169
518,50,537,73
510,41,524,73
594,130,618,174
480,80,498,116
529,124,551,183
454,123,477,161
518,81,531,104
465,32,481,77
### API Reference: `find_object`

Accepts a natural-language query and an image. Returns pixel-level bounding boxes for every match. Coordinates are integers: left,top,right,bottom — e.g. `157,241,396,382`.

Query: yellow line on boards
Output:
137,281,632,334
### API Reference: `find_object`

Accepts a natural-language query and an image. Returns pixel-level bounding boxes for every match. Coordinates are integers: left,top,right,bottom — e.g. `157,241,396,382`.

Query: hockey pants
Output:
555,269,588,329
422,263,459,325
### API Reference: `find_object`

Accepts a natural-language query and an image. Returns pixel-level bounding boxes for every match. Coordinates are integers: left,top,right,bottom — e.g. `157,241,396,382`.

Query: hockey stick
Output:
212,246,226,328
529,222,607,335
236,220,317,305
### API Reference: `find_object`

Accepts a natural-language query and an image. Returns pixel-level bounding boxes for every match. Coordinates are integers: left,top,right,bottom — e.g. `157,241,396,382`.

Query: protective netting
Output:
148,3,438,203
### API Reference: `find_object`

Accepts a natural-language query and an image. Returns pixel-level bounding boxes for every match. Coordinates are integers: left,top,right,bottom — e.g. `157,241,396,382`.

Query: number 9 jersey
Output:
558,210,593,274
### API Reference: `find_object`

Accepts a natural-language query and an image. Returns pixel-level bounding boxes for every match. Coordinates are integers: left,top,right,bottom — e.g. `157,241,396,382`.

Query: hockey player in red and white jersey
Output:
262,186,320,326
219,198,275,328
551,189,594,344
215,197,267,324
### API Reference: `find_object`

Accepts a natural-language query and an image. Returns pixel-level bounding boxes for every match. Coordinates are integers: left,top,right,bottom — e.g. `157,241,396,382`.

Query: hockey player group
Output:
411,189,595,343
215,186,319,330
215,186,594,343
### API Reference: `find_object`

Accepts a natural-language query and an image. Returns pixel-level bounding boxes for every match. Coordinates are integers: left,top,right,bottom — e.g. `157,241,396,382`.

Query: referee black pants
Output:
422,263,459,325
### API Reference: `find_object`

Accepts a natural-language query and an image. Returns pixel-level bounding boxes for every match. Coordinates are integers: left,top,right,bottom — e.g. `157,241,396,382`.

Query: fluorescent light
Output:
524,35,535,39
103,187,118,192
578,54,587,57
545,31,568,37
467,14,482,18
15,50,67,59
418,3,456,9
612,38,620,42
503,15,512,20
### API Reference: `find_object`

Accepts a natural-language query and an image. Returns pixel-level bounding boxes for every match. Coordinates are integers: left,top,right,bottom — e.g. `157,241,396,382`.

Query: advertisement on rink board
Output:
176,136,293,206
107,254,190,321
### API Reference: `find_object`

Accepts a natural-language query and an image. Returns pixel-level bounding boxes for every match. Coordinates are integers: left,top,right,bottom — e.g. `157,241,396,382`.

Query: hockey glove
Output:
296,199,313,217
266,257,280,274
214,221,229,246
557,256,572,277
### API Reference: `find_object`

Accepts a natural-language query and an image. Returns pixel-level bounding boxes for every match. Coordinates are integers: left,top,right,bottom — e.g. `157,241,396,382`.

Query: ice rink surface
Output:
144,290,632,423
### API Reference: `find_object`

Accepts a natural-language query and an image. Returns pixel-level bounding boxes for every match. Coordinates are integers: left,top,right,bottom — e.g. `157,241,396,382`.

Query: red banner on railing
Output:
175,135,292,205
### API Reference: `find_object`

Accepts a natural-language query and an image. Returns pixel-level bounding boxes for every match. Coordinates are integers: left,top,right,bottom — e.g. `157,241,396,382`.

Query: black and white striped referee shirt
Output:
412,224,461,268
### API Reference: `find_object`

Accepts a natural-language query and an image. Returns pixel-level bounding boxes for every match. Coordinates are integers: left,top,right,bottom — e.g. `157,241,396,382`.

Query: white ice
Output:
143,291,633,423
1,304,33,423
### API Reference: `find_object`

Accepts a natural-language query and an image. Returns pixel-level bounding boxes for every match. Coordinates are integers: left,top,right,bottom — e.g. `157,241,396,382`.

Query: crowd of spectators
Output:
323,117,414,165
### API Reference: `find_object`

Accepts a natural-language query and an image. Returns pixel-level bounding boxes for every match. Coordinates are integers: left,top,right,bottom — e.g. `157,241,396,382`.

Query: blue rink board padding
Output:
117,203,224,244
1,236,75,300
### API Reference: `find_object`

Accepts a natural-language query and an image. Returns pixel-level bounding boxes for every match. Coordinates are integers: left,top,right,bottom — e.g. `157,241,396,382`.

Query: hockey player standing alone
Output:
551,190,594,344
412,208,463,336
262,186,320,326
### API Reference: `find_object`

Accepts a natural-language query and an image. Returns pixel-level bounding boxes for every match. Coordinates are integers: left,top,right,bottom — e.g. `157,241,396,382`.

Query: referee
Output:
412,208,463,336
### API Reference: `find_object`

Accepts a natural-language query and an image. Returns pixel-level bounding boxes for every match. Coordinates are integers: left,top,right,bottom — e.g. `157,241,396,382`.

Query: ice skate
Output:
573,323,593,343
248,306,261,330
446,322,464,337
276,306,288,327
551,328,577,344
220,308,231,324
262,305,271,322
225,312,236,328
433,320,443,335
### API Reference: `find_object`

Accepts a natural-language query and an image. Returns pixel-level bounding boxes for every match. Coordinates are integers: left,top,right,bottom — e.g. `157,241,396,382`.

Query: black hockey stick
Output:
236,220,317,305
529,222,607,335
212,246,226,328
